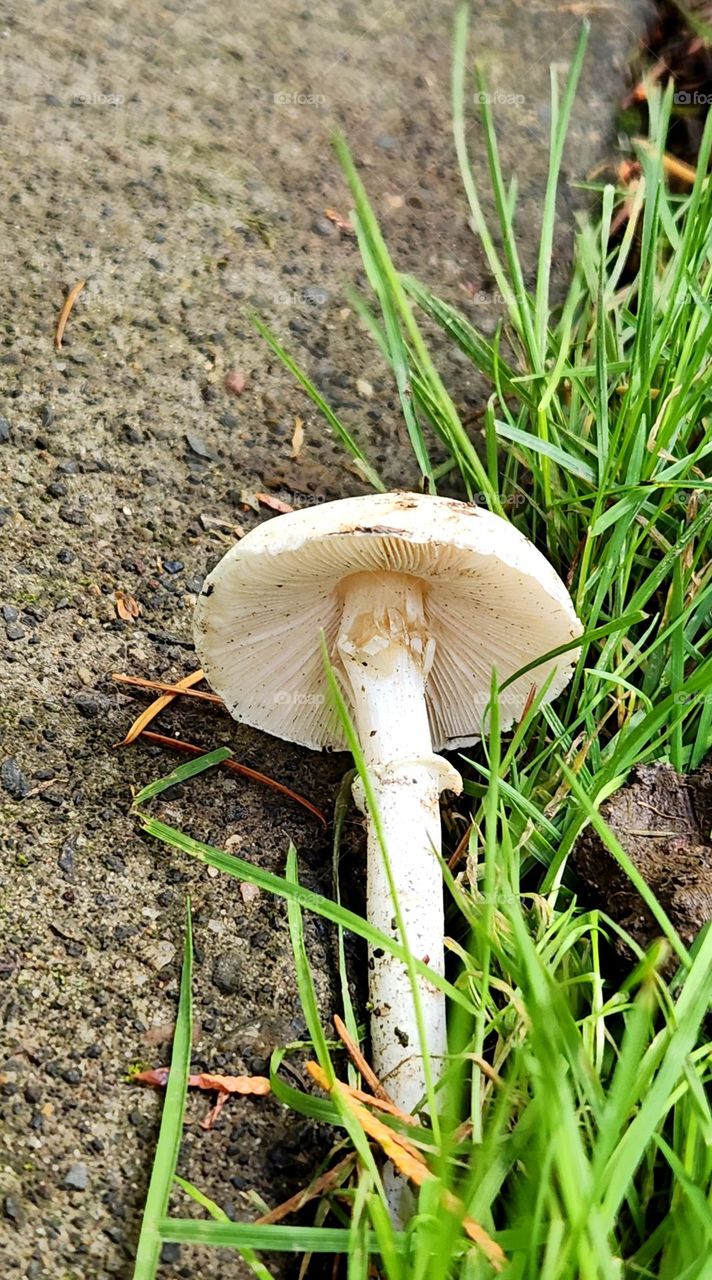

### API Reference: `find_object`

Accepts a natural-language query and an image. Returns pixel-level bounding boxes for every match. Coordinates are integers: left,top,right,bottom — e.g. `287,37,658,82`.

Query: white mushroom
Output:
194,492,581,1116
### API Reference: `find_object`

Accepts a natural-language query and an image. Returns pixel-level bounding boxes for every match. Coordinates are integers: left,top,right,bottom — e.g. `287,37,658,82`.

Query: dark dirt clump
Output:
624,1,712,167
574,760,712,951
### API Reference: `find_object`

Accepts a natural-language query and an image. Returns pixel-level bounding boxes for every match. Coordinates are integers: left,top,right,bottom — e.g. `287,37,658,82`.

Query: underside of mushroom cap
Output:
194,492,582,751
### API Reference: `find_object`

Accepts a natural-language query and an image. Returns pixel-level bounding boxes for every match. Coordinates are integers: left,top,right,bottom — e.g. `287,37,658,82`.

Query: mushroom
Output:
194,492,581,1116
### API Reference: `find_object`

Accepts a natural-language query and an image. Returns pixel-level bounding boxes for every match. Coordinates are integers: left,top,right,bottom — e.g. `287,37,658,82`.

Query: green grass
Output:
131,10,712,1278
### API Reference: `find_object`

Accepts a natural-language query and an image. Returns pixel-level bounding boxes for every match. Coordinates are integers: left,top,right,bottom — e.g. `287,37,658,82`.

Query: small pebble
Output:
59,505,87,527
62,1163,89,1191
185,432,213,459
301,285,330,307
3,1196,25,1228
58,842,75,879
5,622,25,641
1,758,30,800
311,217,336,237
73,691,111,719
162,560,183,575
212,951,243,995
0,417,10,444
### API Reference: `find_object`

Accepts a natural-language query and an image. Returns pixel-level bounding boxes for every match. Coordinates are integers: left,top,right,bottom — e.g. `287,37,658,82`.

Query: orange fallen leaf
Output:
54,279,86,349
291,416,304,460
115,591,141,622
135,1068,271,1131
307,1062,506,1271
333,1013,393,1103
118,667,206,746
189,1072,271,1095
133,1068,271,1095
324,207,354,234
634,138,698,187
256,492,294,514
112,673,222,704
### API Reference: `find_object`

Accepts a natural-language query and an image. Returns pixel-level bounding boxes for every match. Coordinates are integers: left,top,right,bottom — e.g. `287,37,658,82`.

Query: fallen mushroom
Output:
194,492,581,1118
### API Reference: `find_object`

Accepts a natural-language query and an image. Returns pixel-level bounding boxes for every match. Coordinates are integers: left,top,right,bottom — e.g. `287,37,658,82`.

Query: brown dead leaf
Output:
256,492,294,514
135,1067,270,1131
133,1067,271,1095
54,279,86,349
256,1153,356,1225
115,591,141,622
291,416,304,460
188,1072,270,1095
324,207,354,234
137,1068,269,1095
307,1062,506,1271
333,1014,392,1103
112,673,222,704
118,667,206,746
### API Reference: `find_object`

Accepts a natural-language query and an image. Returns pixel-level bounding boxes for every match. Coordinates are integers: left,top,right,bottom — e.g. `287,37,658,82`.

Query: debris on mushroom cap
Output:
194,492,582,751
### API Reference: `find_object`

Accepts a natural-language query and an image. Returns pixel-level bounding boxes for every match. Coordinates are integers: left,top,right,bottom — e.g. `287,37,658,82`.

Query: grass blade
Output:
132,902,193,1280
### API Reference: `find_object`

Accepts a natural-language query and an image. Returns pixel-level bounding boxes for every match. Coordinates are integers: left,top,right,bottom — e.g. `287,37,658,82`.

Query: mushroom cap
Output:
194,491,582,751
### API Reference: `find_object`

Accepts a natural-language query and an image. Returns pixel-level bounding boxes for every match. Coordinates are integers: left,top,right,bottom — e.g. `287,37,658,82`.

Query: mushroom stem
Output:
336,572,462,1115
